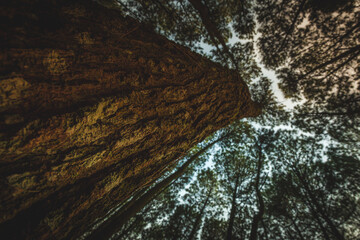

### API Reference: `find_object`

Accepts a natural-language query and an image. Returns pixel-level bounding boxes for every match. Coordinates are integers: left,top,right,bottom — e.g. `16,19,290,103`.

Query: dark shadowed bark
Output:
0,1,260,239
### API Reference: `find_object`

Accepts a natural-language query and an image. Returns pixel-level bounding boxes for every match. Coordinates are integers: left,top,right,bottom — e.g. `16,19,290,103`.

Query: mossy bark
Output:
0,0,260,239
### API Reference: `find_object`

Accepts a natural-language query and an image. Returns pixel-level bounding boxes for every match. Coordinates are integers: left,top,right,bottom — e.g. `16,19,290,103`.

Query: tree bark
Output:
0,1,260,239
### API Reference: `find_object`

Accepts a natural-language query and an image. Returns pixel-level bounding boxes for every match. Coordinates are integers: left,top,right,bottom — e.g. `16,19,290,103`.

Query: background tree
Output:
263,131,360,240
255,0,360,144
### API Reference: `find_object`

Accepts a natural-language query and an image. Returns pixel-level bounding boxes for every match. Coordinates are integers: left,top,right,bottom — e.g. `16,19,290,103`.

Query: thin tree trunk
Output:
302,44,360,77
303,191,331,240
188,186,213,240
278,0,307,51
0,1,260,239
226,173,241,240
249,144,265,240
261,219,270,240
294,169,344,240
187,0,238,68
293,170,332,240
289,215,305,240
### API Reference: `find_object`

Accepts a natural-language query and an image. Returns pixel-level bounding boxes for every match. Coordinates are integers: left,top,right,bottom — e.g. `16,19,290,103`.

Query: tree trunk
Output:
249,144,265,240
188,186,213,240
278,0,307,51
261,219,270,240
187,0,238,68
302,44,360,78
293,169,331,240
294,169,344,240
0,1,260,239
226,173,240,240
289,212,305,240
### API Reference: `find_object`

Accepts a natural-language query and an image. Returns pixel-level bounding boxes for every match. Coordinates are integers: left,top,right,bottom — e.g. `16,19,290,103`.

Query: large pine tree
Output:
0,0,260,239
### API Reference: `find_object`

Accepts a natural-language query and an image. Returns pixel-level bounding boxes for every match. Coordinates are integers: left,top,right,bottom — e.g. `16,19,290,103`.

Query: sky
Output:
200,27,303,110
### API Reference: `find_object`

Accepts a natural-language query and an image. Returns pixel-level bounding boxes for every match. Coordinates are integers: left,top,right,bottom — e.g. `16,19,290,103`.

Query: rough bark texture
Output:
0,0,260,239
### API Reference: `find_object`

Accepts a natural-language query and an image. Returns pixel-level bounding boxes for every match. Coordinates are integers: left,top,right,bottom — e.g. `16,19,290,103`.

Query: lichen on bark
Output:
0,0,260,239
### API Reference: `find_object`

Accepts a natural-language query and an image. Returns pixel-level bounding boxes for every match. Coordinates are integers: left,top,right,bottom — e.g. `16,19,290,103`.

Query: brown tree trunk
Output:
0,0,260,239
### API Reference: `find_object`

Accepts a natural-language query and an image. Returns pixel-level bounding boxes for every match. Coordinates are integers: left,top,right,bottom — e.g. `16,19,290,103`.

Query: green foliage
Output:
255,0,360,143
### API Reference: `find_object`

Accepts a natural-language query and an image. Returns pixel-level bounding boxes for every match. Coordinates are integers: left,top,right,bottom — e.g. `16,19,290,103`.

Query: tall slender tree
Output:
255,0,360,143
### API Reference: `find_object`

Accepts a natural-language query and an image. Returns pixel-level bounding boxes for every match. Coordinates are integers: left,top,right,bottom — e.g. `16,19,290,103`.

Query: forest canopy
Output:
0,0,359,239
96,0,360,239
